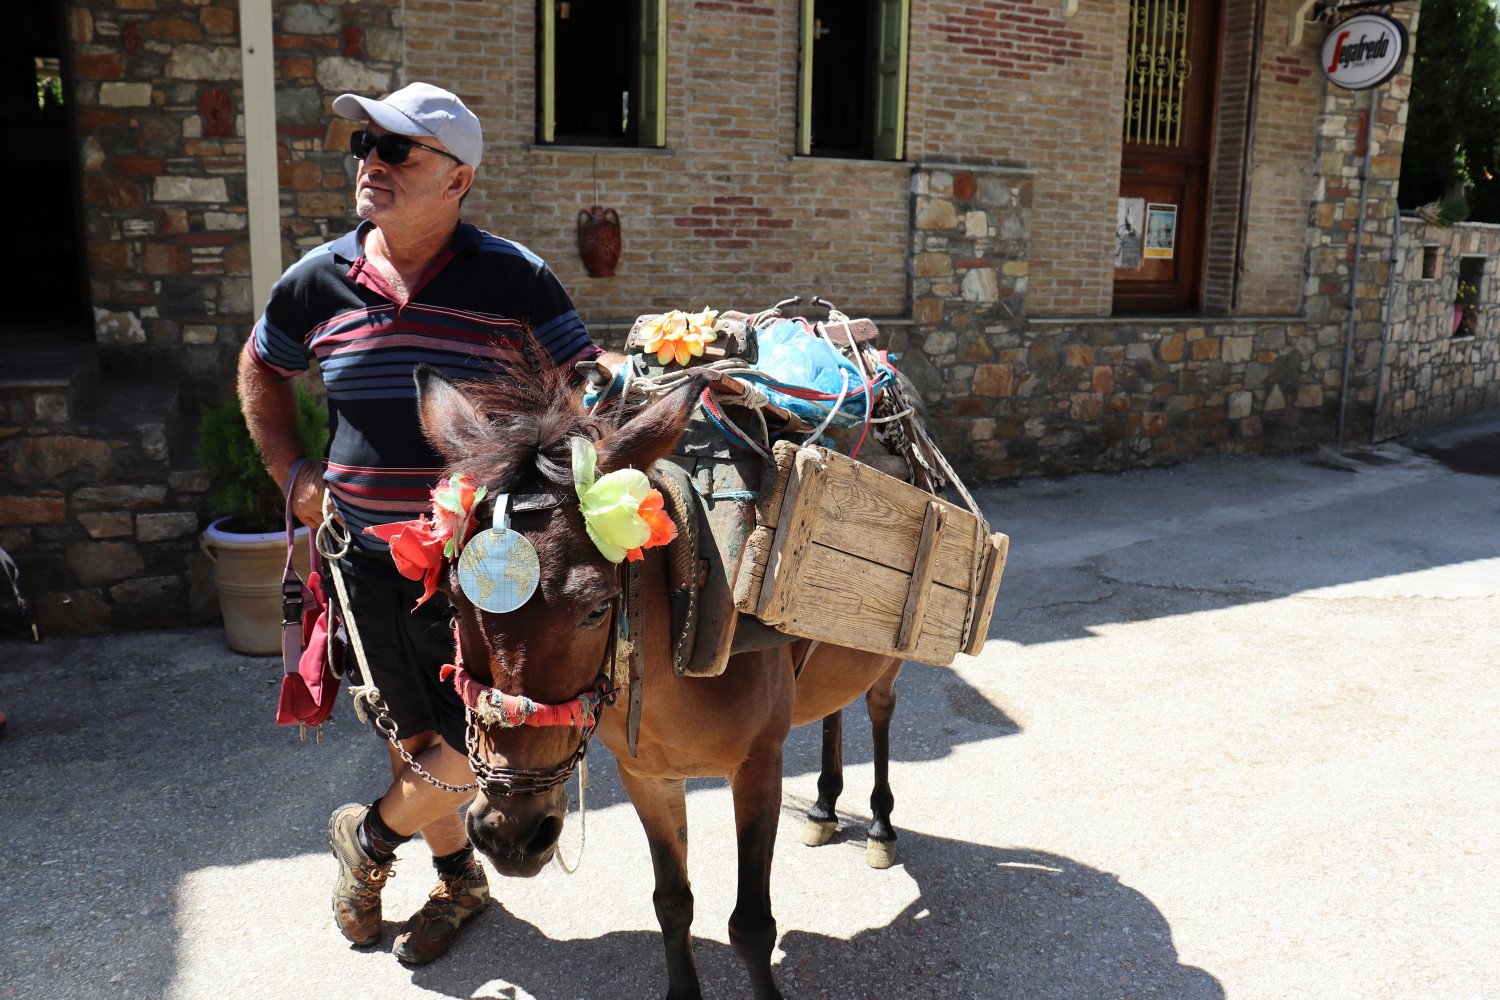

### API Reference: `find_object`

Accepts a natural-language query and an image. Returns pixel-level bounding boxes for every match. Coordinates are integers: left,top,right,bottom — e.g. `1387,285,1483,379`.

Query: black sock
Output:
432,845,475,879
358,798,411,862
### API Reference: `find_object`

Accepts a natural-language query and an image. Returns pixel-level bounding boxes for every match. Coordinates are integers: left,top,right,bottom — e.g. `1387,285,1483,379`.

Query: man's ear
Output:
414,364,491,464
595,376,704,475
448,164,474,202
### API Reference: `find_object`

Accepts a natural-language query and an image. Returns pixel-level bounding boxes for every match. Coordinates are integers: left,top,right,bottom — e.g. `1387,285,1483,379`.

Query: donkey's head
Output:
414,361,698,876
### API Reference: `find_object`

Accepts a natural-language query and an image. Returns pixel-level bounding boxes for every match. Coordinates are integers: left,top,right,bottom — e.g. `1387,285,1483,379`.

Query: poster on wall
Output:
1115,198,1145,269
1144,203,1178,260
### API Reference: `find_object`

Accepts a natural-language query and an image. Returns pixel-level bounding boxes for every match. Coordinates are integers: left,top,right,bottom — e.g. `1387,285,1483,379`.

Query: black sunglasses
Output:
349,129,463,167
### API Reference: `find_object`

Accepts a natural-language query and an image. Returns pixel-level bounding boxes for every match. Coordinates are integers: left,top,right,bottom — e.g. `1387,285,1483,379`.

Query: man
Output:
238,82,602,965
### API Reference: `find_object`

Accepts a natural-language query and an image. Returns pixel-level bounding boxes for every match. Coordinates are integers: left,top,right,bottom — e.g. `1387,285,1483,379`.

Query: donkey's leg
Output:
619,770,701,1000
865,661,903,869
728,753,786,1000
800,710,844,847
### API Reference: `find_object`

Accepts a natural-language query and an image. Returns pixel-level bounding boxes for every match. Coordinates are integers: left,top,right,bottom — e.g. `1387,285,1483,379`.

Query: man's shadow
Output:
411,825,1222,1000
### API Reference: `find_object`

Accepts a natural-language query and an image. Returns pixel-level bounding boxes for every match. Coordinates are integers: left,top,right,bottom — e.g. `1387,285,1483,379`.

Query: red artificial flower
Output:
364,517,445,607
624,488,676,562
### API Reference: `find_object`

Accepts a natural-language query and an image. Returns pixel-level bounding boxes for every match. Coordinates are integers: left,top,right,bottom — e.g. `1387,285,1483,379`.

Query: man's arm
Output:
237,344,325,529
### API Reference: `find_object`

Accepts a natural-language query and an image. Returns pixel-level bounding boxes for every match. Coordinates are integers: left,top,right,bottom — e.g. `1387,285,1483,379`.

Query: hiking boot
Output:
391,857,490,965
328,802,395,946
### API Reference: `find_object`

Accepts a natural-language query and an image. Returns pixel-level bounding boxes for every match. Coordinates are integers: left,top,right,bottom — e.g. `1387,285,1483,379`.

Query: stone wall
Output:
1377,219,1500,436
68,0,399,402
899,162,1322,480
70,0,251,403
0,349,214,637
272,0,401,265
0,0,399,637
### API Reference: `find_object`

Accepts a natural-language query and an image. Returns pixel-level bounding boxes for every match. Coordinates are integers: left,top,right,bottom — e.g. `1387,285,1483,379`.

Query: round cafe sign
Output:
1322,14,1409,91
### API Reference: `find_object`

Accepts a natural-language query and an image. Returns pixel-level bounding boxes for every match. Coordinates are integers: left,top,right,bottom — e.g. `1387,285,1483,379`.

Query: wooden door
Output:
1113,0,1222,313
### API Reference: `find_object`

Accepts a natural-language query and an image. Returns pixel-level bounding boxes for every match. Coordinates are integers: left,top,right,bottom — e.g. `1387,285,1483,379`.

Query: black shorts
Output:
334,557,467,753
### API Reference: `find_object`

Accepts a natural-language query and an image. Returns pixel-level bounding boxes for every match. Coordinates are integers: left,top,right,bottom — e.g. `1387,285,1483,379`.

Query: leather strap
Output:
624,560,645,758
281,458,309,675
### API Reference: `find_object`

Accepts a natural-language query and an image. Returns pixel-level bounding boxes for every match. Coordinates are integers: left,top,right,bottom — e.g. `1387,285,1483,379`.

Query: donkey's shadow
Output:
412,829,1222,1000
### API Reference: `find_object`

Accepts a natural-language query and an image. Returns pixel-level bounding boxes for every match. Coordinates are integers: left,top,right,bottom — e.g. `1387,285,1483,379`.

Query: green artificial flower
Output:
572,437,652,563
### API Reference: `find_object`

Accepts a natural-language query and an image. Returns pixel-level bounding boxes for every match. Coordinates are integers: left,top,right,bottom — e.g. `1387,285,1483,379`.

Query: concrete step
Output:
73,373,182,474
0,338,101,428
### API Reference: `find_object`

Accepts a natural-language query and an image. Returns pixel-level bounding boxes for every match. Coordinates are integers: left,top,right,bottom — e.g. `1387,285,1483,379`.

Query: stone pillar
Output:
1300,6,1418,442
904,163,1032,479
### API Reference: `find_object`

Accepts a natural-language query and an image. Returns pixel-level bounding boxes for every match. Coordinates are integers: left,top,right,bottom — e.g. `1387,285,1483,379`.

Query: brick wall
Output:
399,1,1329,323
907,0,1125,317
404,0,912,321
1236,0,1323,315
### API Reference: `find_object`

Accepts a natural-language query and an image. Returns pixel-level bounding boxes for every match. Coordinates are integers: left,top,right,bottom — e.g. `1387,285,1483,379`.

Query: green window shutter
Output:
797,1,815,156
539,0,555,143
637,0,667,148
872,0,910,161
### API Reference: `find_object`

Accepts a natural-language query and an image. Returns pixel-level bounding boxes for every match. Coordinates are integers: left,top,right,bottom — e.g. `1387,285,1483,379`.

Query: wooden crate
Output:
734,441,1008,666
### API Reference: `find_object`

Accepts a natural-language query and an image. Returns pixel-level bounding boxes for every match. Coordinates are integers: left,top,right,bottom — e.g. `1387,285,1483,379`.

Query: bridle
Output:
449,610,619,798
443,491,642,799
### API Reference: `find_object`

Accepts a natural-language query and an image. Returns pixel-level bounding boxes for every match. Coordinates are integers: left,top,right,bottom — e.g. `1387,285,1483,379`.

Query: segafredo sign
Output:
1322,14,1409,90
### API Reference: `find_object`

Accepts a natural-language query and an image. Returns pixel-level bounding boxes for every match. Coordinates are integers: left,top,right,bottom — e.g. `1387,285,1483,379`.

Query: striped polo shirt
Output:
247,221,599,557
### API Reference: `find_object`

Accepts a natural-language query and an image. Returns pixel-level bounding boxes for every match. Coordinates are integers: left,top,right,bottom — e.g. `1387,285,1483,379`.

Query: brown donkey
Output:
412,363,904,1000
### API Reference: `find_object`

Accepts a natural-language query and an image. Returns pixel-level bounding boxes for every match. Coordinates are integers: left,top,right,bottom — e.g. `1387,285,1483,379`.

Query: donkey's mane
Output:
445,362,603,493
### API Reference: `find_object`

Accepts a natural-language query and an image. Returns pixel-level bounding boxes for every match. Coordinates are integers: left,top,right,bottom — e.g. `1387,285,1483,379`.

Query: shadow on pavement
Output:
0,626,1018,999
409,831,1222,1000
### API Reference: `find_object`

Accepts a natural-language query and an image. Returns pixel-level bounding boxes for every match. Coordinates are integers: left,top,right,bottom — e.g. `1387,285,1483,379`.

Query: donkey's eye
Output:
581,599,612,628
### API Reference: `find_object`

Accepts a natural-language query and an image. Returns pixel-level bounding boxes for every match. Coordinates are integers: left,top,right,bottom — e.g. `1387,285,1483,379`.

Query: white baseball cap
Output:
332,82,483,168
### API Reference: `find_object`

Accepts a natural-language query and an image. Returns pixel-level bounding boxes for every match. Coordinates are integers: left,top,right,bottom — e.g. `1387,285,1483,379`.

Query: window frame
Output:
797,0,911,161
537,0,667,148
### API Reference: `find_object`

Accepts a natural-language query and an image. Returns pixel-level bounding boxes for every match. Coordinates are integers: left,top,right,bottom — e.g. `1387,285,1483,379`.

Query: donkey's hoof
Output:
800,819,838,847
866,837,897,869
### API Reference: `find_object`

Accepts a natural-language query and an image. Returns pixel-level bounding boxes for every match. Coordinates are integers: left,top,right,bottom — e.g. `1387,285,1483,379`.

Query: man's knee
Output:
388,729,441,774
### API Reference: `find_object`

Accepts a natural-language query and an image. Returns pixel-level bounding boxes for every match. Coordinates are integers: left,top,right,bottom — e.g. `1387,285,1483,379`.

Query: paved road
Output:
2,412,1497,1000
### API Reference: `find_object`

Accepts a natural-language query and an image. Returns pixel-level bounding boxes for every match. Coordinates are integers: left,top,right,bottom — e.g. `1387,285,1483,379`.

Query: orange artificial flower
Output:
624,488,677,562
640,308,718,367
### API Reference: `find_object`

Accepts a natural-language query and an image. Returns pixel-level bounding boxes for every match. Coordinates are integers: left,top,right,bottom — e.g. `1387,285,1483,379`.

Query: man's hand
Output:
289,461,331,532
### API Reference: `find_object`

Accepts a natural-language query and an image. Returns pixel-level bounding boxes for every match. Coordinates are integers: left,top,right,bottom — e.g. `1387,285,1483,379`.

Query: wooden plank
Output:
754,440,800,529
755,448,830,627
782,542,970,666
895,501,945,652
962,533,1010,656
807,448,987,592
732,524,775,612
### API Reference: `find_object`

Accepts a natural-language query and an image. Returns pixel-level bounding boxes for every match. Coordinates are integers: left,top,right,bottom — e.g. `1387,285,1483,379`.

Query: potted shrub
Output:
199,386,327,654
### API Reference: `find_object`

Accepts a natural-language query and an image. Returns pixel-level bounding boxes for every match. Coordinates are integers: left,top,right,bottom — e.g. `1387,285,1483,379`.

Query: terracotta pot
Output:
201,517,310,655
577,206,621,278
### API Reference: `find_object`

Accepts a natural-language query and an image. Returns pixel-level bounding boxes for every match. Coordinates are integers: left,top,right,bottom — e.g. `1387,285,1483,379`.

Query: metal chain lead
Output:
319,498,479,794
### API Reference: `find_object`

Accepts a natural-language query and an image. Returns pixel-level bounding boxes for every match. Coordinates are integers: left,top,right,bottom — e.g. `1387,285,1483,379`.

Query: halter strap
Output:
439,622,608,730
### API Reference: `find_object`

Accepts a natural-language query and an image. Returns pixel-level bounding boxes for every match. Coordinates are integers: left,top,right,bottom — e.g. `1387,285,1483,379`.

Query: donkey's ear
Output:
596,376,704,475
414,364,491,464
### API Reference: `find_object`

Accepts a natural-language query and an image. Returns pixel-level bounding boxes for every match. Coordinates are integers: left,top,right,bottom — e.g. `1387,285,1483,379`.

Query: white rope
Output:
552,757,588,874
316,496,379,725
804,369,851,444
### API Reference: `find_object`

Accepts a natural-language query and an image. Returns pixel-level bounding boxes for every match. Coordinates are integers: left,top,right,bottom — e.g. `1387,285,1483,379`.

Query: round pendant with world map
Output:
457,524,540,613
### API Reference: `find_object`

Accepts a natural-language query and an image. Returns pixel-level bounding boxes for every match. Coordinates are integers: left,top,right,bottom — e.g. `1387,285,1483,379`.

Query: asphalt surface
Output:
2,411,1497,1000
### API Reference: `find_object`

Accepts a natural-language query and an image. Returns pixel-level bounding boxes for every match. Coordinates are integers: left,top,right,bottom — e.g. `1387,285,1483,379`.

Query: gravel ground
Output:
1,411,1496,1000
